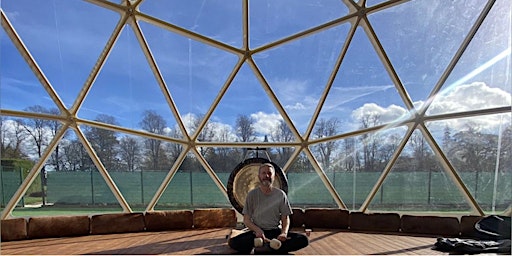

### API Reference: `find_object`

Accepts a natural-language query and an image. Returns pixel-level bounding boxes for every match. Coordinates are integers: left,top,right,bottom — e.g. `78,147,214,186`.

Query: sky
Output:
1,0,510,142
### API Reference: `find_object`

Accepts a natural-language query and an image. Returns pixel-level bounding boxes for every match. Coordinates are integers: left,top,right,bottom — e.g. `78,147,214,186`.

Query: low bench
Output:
1,208,479,242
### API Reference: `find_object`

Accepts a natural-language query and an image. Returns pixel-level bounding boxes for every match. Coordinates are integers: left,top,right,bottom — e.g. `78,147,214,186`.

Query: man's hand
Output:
277,232,287,242
255,230,266,240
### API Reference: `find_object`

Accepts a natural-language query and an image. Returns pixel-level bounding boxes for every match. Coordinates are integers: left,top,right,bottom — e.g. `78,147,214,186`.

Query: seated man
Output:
228,163,309,254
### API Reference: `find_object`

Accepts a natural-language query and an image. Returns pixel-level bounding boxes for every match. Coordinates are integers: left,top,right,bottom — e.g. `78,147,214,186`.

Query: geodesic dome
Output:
0,0,510,219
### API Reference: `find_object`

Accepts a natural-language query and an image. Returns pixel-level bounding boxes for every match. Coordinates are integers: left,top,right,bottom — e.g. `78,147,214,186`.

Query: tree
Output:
236,115,255,142
62,139,93,171
193,114,215,158
118,136,141,172
342,137,356,172
21,105,52,205
1,118,28,159
312,117,340,171
85,114,120,171
270,120,295,167
357,113,381,171
47,108,66,172
140,110,167,170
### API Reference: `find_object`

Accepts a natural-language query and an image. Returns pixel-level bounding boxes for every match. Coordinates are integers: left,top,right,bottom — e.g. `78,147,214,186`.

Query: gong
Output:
227,157,288,214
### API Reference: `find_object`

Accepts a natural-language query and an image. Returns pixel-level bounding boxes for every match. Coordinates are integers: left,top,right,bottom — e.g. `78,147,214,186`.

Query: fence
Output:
0,166,25,207
1,169,510,212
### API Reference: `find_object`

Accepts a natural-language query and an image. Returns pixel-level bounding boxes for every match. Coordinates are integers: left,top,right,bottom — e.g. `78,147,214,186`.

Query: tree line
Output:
1,105,511,177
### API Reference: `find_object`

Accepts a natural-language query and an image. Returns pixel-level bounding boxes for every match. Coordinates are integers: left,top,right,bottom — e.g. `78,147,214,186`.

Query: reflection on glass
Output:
429,114,512,212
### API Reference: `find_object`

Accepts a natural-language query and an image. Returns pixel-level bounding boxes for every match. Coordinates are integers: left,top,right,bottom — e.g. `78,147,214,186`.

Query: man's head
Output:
258,163,275,187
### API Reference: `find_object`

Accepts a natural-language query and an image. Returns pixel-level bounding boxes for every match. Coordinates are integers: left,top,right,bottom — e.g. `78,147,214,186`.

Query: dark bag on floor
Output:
434,215,511,254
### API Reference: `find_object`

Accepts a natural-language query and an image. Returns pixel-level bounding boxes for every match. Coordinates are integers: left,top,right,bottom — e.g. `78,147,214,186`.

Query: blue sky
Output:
1,0,510,140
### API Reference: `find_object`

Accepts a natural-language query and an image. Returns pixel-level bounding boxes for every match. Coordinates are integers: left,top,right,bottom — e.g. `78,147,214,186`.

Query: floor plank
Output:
1,228,447,255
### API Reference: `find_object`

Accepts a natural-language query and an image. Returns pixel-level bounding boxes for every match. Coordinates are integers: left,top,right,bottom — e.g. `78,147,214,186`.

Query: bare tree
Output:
1,118,28,159
85,114,120,171
312,117,340,171
358,113,381,171
140,110,167,170
271,120,295,166
62,139,92,171
342,137,356,172
193,114,215,157
236,115,255,142
47,108,66,172
119,136,141,172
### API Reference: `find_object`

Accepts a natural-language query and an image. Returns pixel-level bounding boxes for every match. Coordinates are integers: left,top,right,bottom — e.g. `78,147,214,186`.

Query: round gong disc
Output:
227,157,288,214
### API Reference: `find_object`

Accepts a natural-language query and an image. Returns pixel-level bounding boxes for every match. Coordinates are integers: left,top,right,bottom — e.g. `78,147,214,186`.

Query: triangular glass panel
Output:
155,151,230,210
368,0,486,107
79,26,183,139
10,127,124,217
1,1,119,108
253,23,350,135
0,29,59,112
427,0,511,116
200,147,245,180
287,151,337,208
315,27,410,136
203,63,289,143
249,0,348,48
139,21,239,136
427,113,512,213
80,123,185,211
0,116,65,212
317,126,408,211
368,129,471,213
139,0,243,48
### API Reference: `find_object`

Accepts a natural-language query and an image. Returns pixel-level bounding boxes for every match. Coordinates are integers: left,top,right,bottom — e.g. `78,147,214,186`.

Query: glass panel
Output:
79,26,182,138
139,21,239,136
249,0,348,48
288,151,337,208
254,23,350,135
324,127,407,210
10,127,123,217
368,0,487,106
429,114,512,213
315,27,409,135
205,64,284,142
140,0,243,48
2,1,120,108
0,29,57,111
368,129,471,213
155,152,229,210
428,0,511,115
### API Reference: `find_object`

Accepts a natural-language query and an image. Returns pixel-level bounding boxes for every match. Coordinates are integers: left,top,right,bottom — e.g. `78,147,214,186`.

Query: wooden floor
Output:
1,228,447,255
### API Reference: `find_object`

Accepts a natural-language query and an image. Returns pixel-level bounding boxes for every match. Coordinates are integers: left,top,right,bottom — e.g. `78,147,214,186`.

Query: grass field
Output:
2,170,511,217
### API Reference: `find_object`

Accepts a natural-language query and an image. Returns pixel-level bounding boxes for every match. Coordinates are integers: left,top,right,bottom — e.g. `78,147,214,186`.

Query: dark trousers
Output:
228,228,309,254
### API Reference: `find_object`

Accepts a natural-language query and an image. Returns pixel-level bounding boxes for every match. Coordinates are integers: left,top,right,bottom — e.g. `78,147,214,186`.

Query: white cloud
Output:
428,82,511,114
351,103,409,124
251,111,283,135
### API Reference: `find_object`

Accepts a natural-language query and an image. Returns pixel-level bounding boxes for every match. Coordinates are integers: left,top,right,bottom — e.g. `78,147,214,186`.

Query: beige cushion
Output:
1,218,27,241
193,208,236,228
90,213,145,235
145,210,193,231
401,215,459,236
27,215,89,239
304,208,349,229
350,212,400,232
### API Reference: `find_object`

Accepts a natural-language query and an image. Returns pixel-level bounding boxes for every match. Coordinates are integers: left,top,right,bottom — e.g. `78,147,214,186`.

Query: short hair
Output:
258,163,275,174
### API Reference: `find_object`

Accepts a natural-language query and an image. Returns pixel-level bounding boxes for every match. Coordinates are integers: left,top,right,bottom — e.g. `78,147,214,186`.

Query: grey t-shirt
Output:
243,187,292,230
